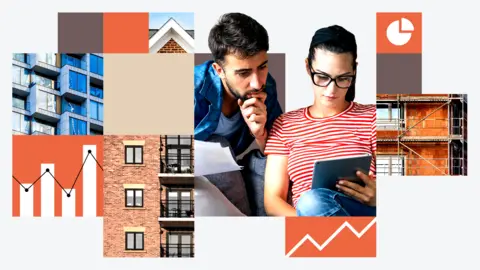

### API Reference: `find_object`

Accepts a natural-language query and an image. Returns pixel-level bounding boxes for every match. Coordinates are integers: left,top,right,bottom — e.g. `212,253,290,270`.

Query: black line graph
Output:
12,150,103,197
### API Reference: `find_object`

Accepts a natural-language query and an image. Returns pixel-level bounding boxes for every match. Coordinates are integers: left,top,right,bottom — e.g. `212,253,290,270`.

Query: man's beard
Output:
224,78,265,101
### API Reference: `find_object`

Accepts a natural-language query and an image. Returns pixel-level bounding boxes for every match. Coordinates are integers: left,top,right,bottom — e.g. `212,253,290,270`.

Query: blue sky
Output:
149,12,194,30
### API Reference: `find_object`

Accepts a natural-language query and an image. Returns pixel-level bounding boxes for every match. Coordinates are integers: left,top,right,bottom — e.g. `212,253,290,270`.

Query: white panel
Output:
41,164,55,217
20,184,33,217
83,145,97,217
62,189,76,217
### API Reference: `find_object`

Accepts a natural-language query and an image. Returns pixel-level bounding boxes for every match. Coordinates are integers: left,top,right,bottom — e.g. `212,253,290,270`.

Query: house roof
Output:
149,29,194,39
148,17,195,53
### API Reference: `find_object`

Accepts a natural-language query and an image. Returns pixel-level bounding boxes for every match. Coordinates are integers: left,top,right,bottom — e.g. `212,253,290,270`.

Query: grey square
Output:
58,13,103,53
377,54,422,94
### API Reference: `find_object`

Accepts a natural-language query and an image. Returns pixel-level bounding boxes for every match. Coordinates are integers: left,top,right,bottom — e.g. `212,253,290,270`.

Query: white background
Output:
1,0,479,269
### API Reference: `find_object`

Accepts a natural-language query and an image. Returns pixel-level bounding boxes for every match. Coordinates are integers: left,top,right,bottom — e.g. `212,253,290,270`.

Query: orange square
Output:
285,217,376,257
12,136,104,217
103,12,149,53
377,12,422,54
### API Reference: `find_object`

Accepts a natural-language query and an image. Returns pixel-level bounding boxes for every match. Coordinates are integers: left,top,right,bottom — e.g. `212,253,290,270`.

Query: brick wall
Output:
377,102,449,138
157,39,187,53
405,103,449,137
378,142,448,175
103,135,161,257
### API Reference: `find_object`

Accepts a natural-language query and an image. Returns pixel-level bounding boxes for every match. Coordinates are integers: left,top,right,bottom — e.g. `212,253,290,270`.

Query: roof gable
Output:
149,18,194,53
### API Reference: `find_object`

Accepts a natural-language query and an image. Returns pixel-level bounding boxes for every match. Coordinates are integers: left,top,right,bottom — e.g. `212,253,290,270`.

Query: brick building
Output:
103,135,194,258
149,17,194,54
376,94,467,176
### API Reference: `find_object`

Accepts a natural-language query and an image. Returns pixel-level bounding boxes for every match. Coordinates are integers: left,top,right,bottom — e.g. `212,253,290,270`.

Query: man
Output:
194,12,283,216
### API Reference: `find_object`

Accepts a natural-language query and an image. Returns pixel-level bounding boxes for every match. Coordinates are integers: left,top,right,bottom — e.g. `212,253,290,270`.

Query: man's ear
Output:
212,62,225,79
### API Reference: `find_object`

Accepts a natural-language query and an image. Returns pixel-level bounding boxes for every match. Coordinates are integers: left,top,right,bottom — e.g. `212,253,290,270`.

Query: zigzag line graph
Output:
12,150,103,196
286,217,377,257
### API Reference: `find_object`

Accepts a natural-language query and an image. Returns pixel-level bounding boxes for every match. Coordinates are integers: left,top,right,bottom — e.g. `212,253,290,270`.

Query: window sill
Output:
123,164,146,167
124,207,146,210
124,250,147,253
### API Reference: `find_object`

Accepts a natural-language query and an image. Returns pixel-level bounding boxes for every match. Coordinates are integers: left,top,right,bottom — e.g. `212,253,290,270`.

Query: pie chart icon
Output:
386,18,415,46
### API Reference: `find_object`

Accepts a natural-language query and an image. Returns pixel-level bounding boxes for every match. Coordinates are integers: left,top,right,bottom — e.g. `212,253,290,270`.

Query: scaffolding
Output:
377,94,467,176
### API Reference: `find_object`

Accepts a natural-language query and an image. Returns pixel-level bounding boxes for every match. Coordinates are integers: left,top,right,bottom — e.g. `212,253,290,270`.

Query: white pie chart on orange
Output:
386,18,414,46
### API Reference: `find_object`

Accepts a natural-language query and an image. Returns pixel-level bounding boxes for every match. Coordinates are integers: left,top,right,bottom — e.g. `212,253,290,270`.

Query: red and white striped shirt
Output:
264,102,377,207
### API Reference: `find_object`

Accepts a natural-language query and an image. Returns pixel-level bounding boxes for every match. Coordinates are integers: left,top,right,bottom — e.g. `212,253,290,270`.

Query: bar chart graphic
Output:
12,135,104,218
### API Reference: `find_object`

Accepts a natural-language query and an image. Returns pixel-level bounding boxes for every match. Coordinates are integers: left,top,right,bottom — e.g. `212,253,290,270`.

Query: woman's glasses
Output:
310,68,355,89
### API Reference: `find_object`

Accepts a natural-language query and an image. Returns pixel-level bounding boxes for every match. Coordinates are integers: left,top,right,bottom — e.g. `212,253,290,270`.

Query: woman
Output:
263,25,377,217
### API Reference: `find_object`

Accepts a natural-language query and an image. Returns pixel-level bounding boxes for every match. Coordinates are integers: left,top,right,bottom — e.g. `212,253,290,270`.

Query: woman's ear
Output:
305,58,310,75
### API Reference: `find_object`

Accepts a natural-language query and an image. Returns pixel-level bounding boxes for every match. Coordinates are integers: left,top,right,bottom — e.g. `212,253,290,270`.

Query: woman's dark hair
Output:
208,13,269,64
307,25,357,101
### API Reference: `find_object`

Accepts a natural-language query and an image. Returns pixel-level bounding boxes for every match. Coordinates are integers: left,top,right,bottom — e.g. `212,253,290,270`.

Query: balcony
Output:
31,122,56,135
159,156,194,183
160,244,194,258
159,199,194,227
30,54,60,77
32,108,61,123
12,102,31,115
90,118,104,132
59,69,88,103
30,87,61,124
61,54,87,70
12,82,30,98
90,72,103,86
13,130,28,135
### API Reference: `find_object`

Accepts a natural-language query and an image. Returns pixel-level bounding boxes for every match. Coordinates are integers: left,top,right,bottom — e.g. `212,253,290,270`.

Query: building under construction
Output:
376,94,468,176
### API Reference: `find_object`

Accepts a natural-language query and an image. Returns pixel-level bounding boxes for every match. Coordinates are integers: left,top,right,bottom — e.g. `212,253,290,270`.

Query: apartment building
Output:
103,135,194,258
12,53,104,135
376,94,468,176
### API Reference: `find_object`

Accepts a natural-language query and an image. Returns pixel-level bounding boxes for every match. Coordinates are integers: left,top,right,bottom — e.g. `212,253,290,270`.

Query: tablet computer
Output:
311,153,372,190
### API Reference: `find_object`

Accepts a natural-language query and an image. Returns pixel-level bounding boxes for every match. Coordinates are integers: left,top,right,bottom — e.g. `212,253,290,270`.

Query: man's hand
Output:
238,91,268,138
336,171,376,207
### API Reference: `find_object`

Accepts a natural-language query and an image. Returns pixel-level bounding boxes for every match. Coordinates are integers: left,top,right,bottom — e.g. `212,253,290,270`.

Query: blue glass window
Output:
62,54,86,69
90,86,104,99
90,100,104,121
69,117,87,135
90,54,104,76
69,71,87,93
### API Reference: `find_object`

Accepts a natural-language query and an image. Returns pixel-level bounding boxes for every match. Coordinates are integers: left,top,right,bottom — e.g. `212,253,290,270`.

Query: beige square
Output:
104,54,194,135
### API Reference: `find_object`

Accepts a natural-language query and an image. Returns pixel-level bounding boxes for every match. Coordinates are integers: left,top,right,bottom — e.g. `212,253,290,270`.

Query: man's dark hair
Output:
307,25,357,101
208,13,269,64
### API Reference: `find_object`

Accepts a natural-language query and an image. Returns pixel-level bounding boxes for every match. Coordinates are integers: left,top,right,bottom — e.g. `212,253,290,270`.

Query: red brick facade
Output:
104,135,195,258
377,94,466,175
103,135,161,257
158,39,187,53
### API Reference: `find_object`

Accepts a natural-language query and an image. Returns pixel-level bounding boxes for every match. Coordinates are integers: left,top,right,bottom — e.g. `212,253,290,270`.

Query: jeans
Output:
296,188,376,216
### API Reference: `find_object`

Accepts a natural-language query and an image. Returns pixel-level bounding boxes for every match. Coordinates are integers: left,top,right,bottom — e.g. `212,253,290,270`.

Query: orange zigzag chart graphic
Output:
12,135,104,218
285,217,376,257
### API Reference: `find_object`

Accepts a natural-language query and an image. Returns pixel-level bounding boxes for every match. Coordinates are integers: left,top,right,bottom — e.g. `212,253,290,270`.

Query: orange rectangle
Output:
377,12,422,54
285,217,376,257
103,12,149,53
12,135,104,217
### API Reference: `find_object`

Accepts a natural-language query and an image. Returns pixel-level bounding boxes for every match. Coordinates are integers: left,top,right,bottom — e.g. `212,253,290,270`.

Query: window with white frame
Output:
377,155,405,176
377,103,404,130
